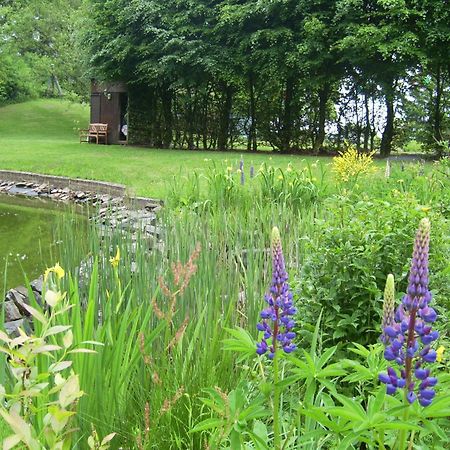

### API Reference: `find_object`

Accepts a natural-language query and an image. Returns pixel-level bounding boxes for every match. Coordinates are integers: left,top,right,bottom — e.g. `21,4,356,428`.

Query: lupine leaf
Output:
190,418,224,433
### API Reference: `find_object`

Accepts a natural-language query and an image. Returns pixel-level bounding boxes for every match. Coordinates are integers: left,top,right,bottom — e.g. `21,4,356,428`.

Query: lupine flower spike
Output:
385,159,391,178
239,156,245,185
250,165,255,179
380,274,395,344
379,218,439,406
256,227,296,358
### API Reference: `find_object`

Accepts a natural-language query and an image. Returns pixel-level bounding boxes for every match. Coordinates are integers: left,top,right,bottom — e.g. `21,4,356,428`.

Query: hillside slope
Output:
0,99,89,140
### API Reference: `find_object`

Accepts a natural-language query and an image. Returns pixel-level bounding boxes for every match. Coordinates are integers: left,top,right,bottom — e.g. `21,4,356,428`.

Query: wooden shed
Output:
90,81,128,144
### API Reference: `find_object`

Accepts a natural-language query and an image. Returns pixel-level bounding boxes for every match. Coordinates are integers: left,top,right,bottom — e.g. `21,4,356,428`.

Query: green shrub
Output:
296,192,449,345
0,54,38,104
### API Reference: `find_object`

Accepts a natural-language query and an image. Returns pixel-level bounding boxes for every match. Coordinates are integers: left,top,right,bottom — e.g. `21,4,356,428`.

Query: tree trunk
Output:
313,83,330,153
247,72,258,152
354,86,361,151
380,82,395,157
217,84,233,151
161,85,173,148
432,65,443,155
363,91,370,152
280,77,294,153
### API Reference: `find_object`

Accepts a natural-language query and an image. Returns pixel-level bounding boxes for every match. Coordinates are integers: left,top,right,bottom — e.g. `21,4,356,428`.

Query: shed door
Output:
90,94,101,123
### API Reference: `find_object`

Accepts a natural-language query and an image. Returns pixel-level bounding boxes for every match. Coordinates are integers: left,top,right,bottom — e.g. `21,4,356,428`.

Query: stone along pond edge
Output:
0,170,164,336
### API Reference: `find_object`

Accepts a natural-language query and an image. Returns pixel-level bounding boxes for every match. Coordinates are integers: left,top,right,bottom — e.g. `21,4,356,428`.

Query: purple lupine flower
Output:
250,165,255,179
256,227,297,359
380,274,395,344
379,218,439,406
239,157,245,185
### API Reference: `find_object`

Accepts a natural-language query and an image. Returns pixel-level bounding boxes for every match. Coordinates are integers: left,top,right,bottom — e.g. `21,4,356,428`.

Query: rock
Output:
145,225,163,238
4,319,24,337
4,319,32,337
6,288,30,316
3,301,22,322
15,286,28,297
30,277,43,294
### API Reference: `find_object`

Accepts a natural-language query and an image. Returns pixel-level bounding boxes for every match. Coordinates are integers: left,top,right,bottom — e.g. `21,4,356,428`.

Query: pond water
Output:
0,194,66,294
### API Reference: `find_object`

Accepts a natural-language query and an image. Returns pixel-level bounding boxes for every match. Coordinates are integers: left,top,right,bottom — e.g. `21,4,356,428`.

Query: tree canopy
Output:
1,0,449,154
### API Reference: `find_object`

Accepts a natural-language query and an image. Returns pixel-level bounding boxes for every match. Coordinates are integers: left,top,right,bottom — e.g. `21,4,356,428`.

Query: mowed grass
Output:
0,99,399,199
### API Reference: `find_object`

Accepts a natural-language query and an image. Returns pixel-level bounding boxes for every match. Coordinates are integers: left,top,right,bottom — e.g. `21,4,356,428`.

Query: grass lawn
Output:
0,99,404,199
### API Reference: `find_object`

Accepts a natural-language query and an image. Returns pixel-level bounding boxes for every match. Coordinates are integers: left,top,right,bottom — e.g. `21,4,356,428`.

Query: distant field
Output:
0,99,415,199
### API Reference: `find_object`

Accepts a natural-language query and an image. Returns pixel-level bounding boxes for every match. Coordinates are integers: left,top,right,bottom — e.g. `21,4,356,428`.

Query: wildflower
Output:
277,175,283,181
250,165,255,178
240,169,245,186
385,159,391,178
286,164,292,173
226,166,233,172
379,218,439,406
44,263,65,281
332,145,376,183
110,247,120,268
239,156,244,172
256,227,296,359
421,207,431,213
380,274,395,344
436,345,445,363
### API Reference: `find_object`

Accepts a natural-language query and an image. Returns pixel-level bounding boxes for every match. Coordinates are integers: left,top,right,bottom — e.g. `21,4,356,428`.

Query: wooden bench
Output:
79,123,108,144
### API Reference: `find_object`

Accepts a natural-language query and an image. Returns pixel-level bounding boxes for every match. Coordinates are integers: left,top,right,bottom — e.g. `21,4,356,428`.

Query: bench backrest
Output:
89,123,108,133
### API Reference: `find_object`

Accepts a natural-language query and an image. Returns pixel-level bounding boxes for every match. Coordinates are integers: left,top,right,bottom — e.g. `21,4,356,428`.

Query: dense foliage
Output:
82,0,450,154
1,156,448,448
0,0,88,104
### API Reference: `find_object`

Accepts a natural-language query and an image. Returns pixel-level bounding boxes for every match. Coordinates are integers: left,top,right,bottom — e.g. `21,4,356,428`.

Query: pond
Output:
0,194,67,294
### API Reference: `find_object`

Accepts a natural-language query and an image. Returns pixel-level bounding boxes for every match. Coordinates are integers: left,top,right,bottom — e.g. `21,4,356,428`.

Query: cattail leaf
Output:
68,348,97,354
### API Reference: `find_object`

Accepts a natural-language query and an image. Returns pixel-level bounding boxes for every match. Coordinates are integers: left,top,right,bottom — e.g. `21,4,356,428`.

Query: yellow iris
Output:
110,247,120,268
44,263,65,281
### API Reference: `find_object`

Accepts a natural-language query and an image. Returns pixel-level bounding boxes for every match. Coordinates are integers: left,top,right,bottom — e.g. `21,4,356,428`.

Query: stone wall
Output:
1,172,164,336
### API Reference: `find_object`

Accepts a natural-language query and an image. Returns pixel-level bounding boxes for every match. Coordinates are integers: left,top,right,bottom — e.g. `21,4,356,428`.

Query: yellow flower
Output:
436,345,445,363
44,263,65,281
421,207,431,213
277,175,283,180
226,166,233,172
332,145,376,183
110,247,120,268
286,165,293,172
